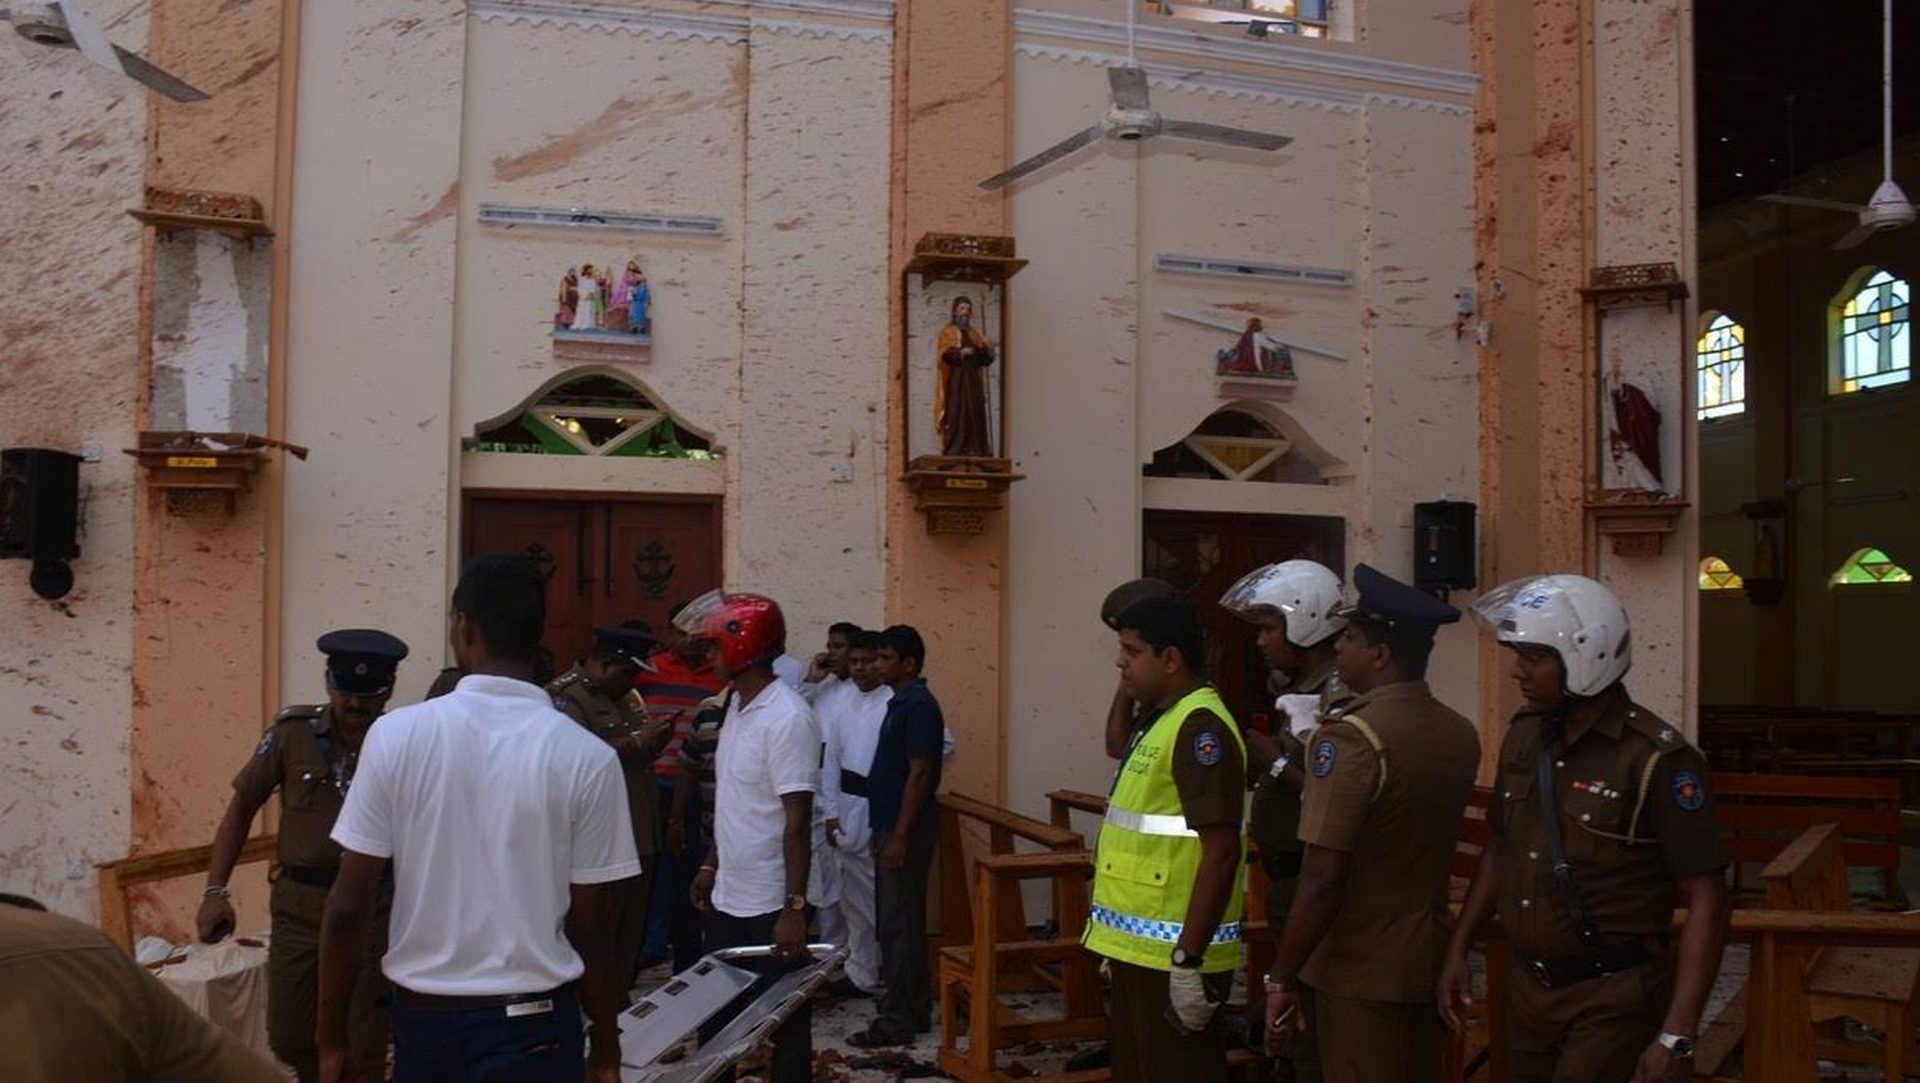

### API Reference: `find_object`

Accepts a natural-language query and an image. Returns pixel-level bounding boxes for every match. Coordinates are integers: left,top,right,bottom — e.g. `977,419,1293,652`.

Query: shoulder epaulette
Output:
274,704,325,725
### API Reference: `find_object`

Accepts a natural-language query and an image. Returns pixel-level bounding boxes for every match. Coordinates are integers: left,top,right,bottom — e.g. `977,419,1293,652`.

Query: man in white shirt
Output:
820,629,895,995
317,556,640,1083
678,591,819,1083
800,622,862,959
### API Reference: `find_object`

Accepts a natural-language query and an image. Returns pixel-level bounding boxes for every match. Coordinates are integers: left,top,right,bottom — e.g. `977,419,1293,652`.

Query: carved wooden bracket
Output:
1586,490,1687,557
125,431,307,515
904,456,1023,536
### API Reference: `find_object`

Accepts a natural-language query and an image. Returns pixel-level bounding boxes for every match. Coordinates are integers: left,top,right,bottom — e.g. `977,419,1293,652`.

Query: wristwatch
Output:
1267,755,1291,780
784,893,809,912
1170,946,1202,969
1656,1032,1695,1059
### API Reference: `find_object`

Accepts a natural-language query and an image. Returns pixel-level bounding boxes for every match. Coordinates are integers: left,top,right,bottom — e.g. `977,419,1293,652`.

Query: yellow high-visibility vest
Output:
1084,686,1245,973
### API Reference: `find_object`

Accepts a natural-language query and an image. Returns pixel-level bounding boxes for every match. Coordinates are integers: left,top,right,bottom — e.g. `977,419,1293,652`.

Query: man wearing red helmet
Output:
677,591,821,1083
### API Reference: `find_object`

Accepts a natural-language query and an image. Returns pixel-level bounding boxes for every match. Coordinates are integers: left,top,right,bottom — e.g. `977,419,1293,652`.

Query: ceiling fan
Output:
2,1,208,102
977,0,1292,191
1758,0,1911,249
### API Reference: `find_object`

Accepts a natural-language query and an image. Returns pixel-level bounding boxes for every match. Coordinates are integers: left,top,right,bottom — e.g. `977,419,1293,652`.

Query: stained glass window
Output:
1154,0,1329,39
1699,556,1744,591
1829,547,1913,586
1696,315,1746,420
1835,270,1911,394
471,373,717,459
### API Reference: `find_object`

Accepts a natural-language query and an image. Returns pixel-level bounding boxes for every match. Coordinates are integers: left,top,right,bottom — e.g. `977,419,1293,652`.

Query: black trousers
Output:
699,908,812,1083
871,830,936,1038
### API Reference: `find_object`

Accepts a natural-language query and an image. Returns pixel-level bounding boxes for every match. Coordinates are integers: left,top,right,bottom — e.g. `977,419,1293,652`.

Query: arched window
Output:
1834,270,1911,394
1699,556,1744,591
1696,314,1746,419
1145,409,1324,483
471,371,716,458
1829,547,1913,586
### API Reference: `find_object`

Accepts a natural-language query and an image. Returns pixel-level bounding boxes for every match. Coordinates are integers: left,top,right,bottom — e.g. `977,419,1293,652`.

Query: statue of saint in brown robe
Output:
935,295,996,457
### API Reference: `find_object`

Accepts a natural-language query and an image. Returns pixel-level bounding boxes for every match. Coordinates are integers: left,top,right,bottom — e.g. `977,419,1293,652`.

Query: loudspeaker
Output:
0,448,82,562
1413,500,1475,593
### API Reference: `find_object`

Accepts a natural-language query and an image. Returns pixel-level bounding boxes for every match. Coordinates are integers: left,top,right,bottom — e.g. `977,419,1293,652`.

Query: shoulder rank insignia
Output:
1670,769,1706,812
1311,738,1337,778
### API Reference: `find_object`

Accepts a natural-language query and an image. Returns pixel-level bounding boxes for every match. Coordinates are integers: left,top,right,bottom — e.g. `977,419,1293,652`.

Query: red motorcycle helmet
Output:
672,589,786,673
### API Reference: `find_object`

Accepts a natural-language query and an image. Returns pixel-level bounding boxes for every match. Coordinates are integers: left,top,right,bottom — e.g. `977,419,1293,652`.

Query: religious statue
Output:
935,295,996,457
1607,378,1663,492
555,268,580,329
1215,317,1295,380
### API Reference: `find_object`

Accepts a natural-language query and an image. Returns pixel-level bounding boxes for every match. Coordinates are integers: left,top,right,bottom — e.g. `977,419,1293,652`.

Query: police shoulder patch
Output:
1192,730,1223,767
1311,739,1337,778
253,730,276,757
1670,769,1707,812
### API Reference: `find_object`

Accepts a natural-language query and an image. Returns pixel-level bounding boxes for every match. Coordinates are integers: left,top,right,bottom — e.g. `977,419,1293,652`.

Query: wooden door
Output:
465,494,721,671
1142,511,1345,724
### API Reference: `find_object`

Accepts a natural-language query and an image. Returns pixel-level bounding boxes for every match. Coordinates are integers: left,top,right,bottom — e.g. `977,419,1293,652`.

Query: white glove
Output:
1277,694,1321,739
1167,965,1218,1033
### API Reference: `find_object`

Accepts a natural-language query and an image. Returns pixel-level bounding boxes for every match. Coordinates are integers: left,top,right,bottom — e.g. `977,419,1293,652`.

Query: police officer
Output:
1262,565,1480,1083
197,629,407,1083
1218,559,1349,1083
549,624,672,985
1099,578,1177,759
1441,575,1727,1083
1087,596,1246,1083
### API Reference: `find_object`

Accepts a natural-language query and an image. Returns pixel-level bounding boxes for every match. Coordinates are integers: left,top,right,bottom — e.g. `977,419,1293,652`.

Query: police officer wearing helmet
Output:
1218,559,1349,1083
1099,578,1178,759
197,629,407,1083
1442,575,1726,1083
1263,565,1480,1083
549,624,672,987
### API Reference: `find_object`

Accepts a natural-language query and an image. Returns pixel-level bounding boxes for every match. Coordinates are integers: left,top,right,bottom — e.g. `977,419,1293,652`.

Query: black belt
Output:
282,865,337,889
394,986,567,1013
840,769,870,798
1517,939,1650,988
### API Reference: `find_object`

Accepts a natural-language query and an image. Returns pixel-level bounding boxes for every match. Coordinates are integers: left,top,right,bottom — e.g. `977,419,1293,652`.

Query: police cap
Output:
317,629,410,697
1333,564,1460,635
1100,578,1177,629
592,625,659,671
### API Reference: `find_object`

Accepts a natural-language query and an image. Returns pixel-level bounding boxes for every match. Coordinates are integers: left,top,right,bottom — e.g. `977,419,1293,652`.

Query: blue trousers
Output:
390,986,582,1083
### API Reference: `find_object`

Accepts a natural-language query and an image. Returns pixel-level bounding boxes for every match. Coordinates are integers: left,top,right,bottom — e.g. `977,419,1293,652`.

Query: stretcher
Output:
619,943,848,1083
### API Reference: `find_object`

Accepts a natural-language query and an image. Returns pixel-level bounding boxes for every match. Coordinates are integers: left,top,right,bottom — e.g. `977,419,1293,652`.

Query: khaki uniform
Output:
1246,662,1344,1083
0,903,286,1082
1488,689,1727,1083
1108,703,1245,1083
549,666,658,980
1296,680,1480,1083
230,706,389,1083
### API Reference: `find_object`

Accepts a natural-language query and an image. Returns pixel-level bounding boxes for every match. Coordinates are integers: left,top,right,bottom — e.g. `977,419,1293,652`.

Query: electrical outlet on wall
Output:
829,464,854,483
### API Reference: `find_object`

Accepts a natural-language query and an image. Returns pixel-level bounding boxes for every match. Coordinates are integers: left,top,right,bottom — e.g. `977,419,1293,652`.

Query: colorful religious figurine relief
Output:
1216,316,1296,380
554,258,652,337
935,295,996,457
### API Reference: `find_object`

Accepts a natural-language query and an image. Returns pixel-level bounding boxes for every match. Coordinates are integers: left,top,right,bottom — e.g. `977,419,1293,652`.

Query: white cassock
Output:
816,679,895,992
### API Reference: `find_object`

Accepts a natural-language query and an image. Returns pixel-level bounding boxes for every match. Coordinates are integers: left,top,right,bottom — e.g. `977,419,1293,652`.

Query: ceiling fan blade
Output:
1158,118,1293,152
113,43,208,101
978,126,1105,191
1758,194,1866,214
1108,66,1151,112
1831,221,1880,250
53,1,123,77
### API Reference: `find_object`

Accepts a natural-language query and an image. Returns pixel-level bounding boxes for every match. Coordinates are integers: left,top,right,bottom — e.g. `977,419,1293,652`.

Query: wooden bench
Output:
937,792,1087,955
1713,773,1906,907
94,834,277,952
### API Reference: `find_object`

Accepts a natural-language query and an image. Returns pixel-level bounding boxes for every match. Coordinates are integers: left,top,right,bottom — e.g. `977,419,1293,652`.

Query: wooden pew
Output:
94,834,277,952
937,792,1087,955
1712,774,1906,907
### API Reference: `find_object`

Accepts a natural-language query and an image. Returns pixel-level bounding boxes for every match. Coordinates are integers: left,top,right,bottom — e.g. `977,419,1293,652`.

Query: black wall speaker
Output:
1413,500,1476,594
1,448,82,598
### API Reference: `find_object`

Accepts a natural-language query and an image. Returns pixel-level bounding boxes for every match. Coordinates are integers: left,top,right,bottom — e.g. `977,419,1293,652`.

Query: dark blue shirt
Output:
868,679,944,841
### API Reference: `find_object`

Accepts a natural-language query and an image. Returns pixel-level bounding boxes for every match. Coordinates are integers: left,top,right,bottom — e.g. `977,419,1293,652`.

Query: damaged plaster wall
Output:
149,232,271,433
0,0,148,918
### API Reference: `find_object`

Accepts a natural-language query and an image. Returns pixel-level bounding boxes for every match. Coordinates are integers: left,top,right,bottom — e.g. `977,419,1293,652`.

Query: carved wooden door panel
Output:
465,495,721,671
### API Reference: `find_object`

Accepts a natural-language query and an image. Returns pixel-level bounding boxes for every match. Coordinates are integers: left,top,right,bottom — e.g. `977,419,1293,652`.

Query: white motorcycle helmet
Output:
1472,574,1631,698
1218,560,1347,649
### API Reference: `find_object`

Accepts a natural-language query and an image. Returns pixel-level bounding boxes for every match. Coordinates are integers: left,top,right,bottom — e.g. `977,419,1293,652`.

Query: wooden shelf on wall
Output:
125,431,307,514
904,234,1029,289
127,187,271,241
904,456,1025,536
1586,490,1688,557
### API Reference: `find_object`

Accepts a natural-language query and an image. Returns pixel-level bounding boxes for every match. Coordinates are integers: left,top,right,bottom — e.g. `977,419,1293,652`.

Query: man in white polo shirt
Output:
678,590,819,1083
316,556,640,1083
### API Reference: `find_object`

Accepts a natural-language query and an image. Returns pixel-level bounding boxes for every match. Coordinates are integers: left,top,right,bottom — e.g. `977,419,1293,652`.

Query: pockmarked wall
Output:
1002,8,1480,817
0,0,149,918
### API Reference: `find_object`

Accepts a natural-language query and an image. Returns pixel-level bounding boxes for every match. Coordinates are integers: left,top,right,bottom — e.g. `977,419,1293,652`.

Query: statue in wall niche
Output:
935,295,996,457
1607,377,1663,492
615,260,651,336
556,267,580,329
571,263,605,332
1216,317,1295,380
